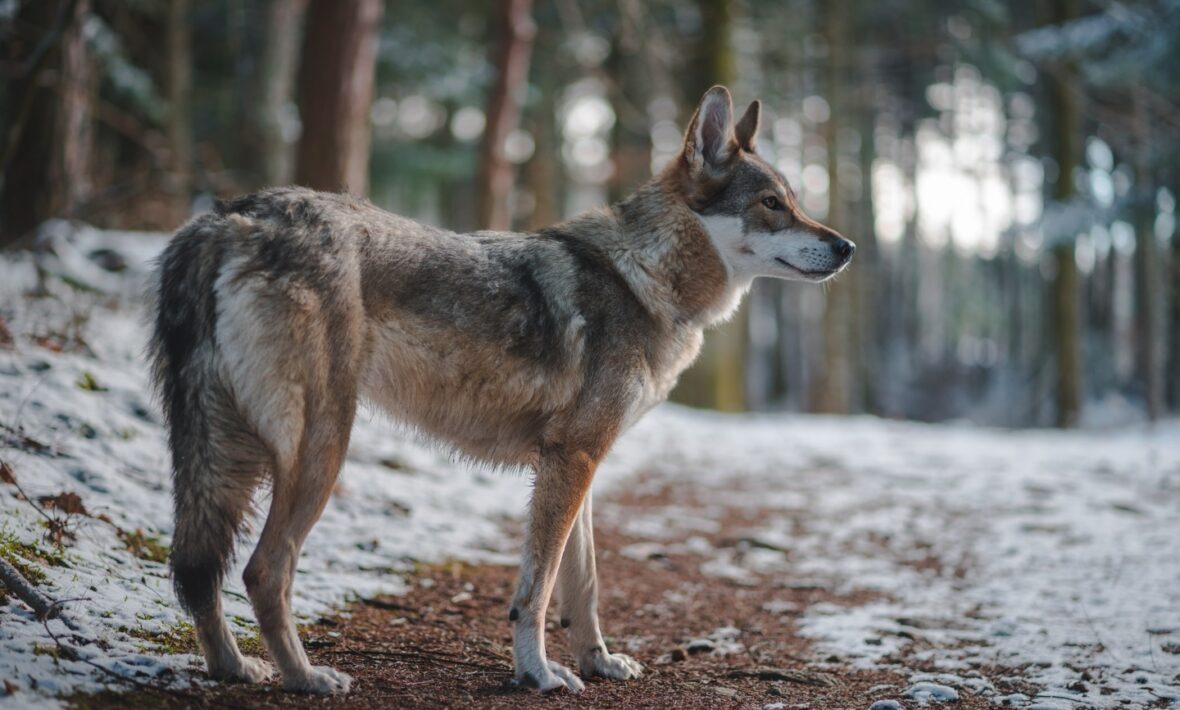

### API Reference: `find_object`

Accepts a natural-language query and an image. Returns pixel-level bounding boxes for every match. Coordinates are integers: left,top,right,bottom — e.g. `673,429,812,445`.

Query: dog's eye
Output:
761,196,782,210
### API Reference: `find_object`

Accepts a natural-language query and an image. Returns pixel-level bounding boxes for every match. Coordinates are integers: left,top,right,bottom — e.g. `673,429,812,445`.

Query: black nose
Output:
832,239,856,260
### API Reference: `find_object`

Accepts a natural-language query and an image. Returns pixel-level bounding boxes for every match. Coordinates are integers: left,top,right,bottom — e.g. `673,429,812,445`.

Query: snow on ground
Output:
2,227,1179,708
598,409,1180,708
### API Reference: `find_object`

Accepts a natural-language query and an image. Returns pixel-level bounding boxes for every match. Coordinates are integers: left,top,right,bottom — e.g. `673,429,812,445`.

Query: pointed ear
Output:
684,85,736,169
735,100,761,152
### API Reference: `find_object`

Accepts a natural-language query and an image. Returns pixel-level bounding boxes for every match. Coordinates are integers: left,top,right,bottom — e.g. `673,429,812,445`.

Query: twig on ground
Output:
40,616,239,709
329,647,504,672
0,556,65,622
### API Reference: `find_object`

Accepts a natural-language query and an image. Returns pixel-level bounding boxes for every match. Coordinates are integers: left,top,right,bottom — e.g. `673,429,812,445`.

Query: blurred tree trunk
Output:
476,0,536,230
294,0,382,195
166,0,193,220
1169,184,1180,411
607,0,651,204
525,20,560,231
260,0,308,186
854,56,879,414
0,0,94,245
689,0,735,98
669,0,747,412
1047,0,1083,428
812,0,853,414
1132,91,1162,420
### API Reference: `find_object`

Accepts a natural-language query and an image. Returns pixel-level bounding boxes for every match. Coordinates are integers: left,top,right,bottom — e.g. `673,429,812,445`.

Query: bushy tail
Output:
148,218,241,616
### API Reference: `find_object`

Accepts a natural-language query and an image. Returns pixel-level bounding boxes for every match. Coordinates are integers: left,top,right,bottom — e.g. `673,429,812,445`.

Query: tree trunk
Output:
260,0,308,186
475,0,536,230
854,56,879,414
293,0,382,195
166,0,193,220
668,0,747,412
606,0,652,204
812,0,853,414
0,0,94,245
525,23,560,231
1132,91,1162,420
1047,0,1083,428
1169,186,1180,411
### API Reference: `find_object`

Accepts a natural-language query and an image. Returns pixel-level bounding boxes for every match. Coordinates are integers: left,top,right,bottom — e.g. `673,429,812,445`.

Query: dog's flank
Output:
149,85,853,695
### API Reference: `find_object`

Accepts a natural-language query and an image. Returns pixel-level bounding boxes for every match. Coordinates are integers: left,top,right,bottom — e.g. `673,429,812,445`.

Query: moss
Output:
235,629,265,656
120,621,197,655
76,371,108,392
117,528,170,564
0,528,68,586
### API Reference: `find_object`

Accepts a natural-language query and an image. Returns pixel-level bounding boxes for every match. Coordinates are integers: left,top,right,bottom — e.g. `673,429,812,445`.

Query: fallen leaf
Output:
38,492,88,516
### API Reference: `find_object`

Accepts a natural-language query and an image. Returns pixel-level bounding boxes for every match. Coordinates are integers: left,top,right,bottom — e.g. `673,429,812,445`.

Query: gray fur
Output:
148,85,853,695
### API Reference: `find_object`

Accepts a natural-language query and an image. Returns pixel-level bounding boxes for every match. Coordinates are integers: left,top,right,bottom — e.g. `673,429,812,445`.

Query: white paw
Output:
515,660,586,694
284,665,353,694
209,655,274,684
580,649,643,680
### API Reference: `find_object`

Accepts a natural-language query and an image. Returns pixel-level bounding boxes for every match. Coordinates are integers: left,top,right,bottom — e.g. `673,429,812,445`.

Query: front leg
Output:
556,491,643,680
510,447,597,693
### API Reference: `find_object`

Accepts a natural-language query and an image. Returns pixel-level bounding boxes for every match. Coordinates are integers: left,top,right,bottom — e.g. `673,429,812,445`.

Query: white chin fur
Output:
696,214,837,284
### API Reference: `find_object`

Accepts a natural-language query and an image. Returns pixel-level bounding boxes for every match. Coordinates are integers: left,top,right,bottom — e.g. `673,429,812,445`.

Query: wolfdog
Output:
148,85,854,694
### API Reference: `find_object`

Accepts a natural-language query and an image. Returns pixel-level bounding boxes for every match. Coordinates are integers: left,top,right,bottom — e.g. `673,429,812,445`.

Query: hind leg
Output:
243,421,354,694
195,599,274,683
171,425,273,684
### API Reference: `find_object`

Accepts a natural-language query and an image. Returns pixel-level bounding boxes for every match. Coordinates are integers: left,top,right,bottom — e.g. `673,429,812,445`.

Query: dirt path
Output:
71,471,1033,709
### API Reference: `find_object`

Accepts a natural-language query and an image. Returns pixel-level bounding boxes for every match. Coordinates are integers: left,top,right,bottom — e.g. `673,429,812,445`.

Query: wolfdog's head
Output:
666,85,855,283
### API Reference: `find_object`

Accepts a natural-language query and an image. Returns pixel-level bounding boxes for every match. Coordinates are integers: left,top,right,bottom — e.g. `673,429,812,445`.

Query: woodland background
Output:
1,0,1177,428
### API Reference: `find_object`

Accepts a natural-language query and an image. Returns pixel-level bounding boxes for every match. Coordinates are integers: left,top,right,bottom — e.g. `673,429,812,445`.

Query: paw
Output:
515,660,586,694
208,655,274,684
580,649,643,680
284,665,353,695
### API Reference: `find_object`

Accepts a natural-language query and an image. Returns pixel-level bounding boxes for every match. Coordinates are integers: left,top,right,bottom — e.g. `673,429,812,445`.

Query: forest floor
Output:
69,472,1029,709
3,227,1180,709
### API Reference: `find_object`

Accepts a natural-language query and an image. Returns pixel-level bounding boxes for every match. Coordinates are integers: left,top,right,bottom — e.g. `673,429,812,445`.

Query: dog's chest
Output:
623,327,704,428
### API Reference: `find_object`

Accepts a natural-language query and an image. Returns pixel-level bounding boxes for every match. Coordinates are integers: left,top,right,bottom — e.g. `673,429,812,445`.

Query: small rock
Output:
904,682,958,702
1066,680,1087,692
712,686,739,699
687,638,715,654
869,701,904,710
670,647,687,662
728,668,838,687
766,685,782,696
